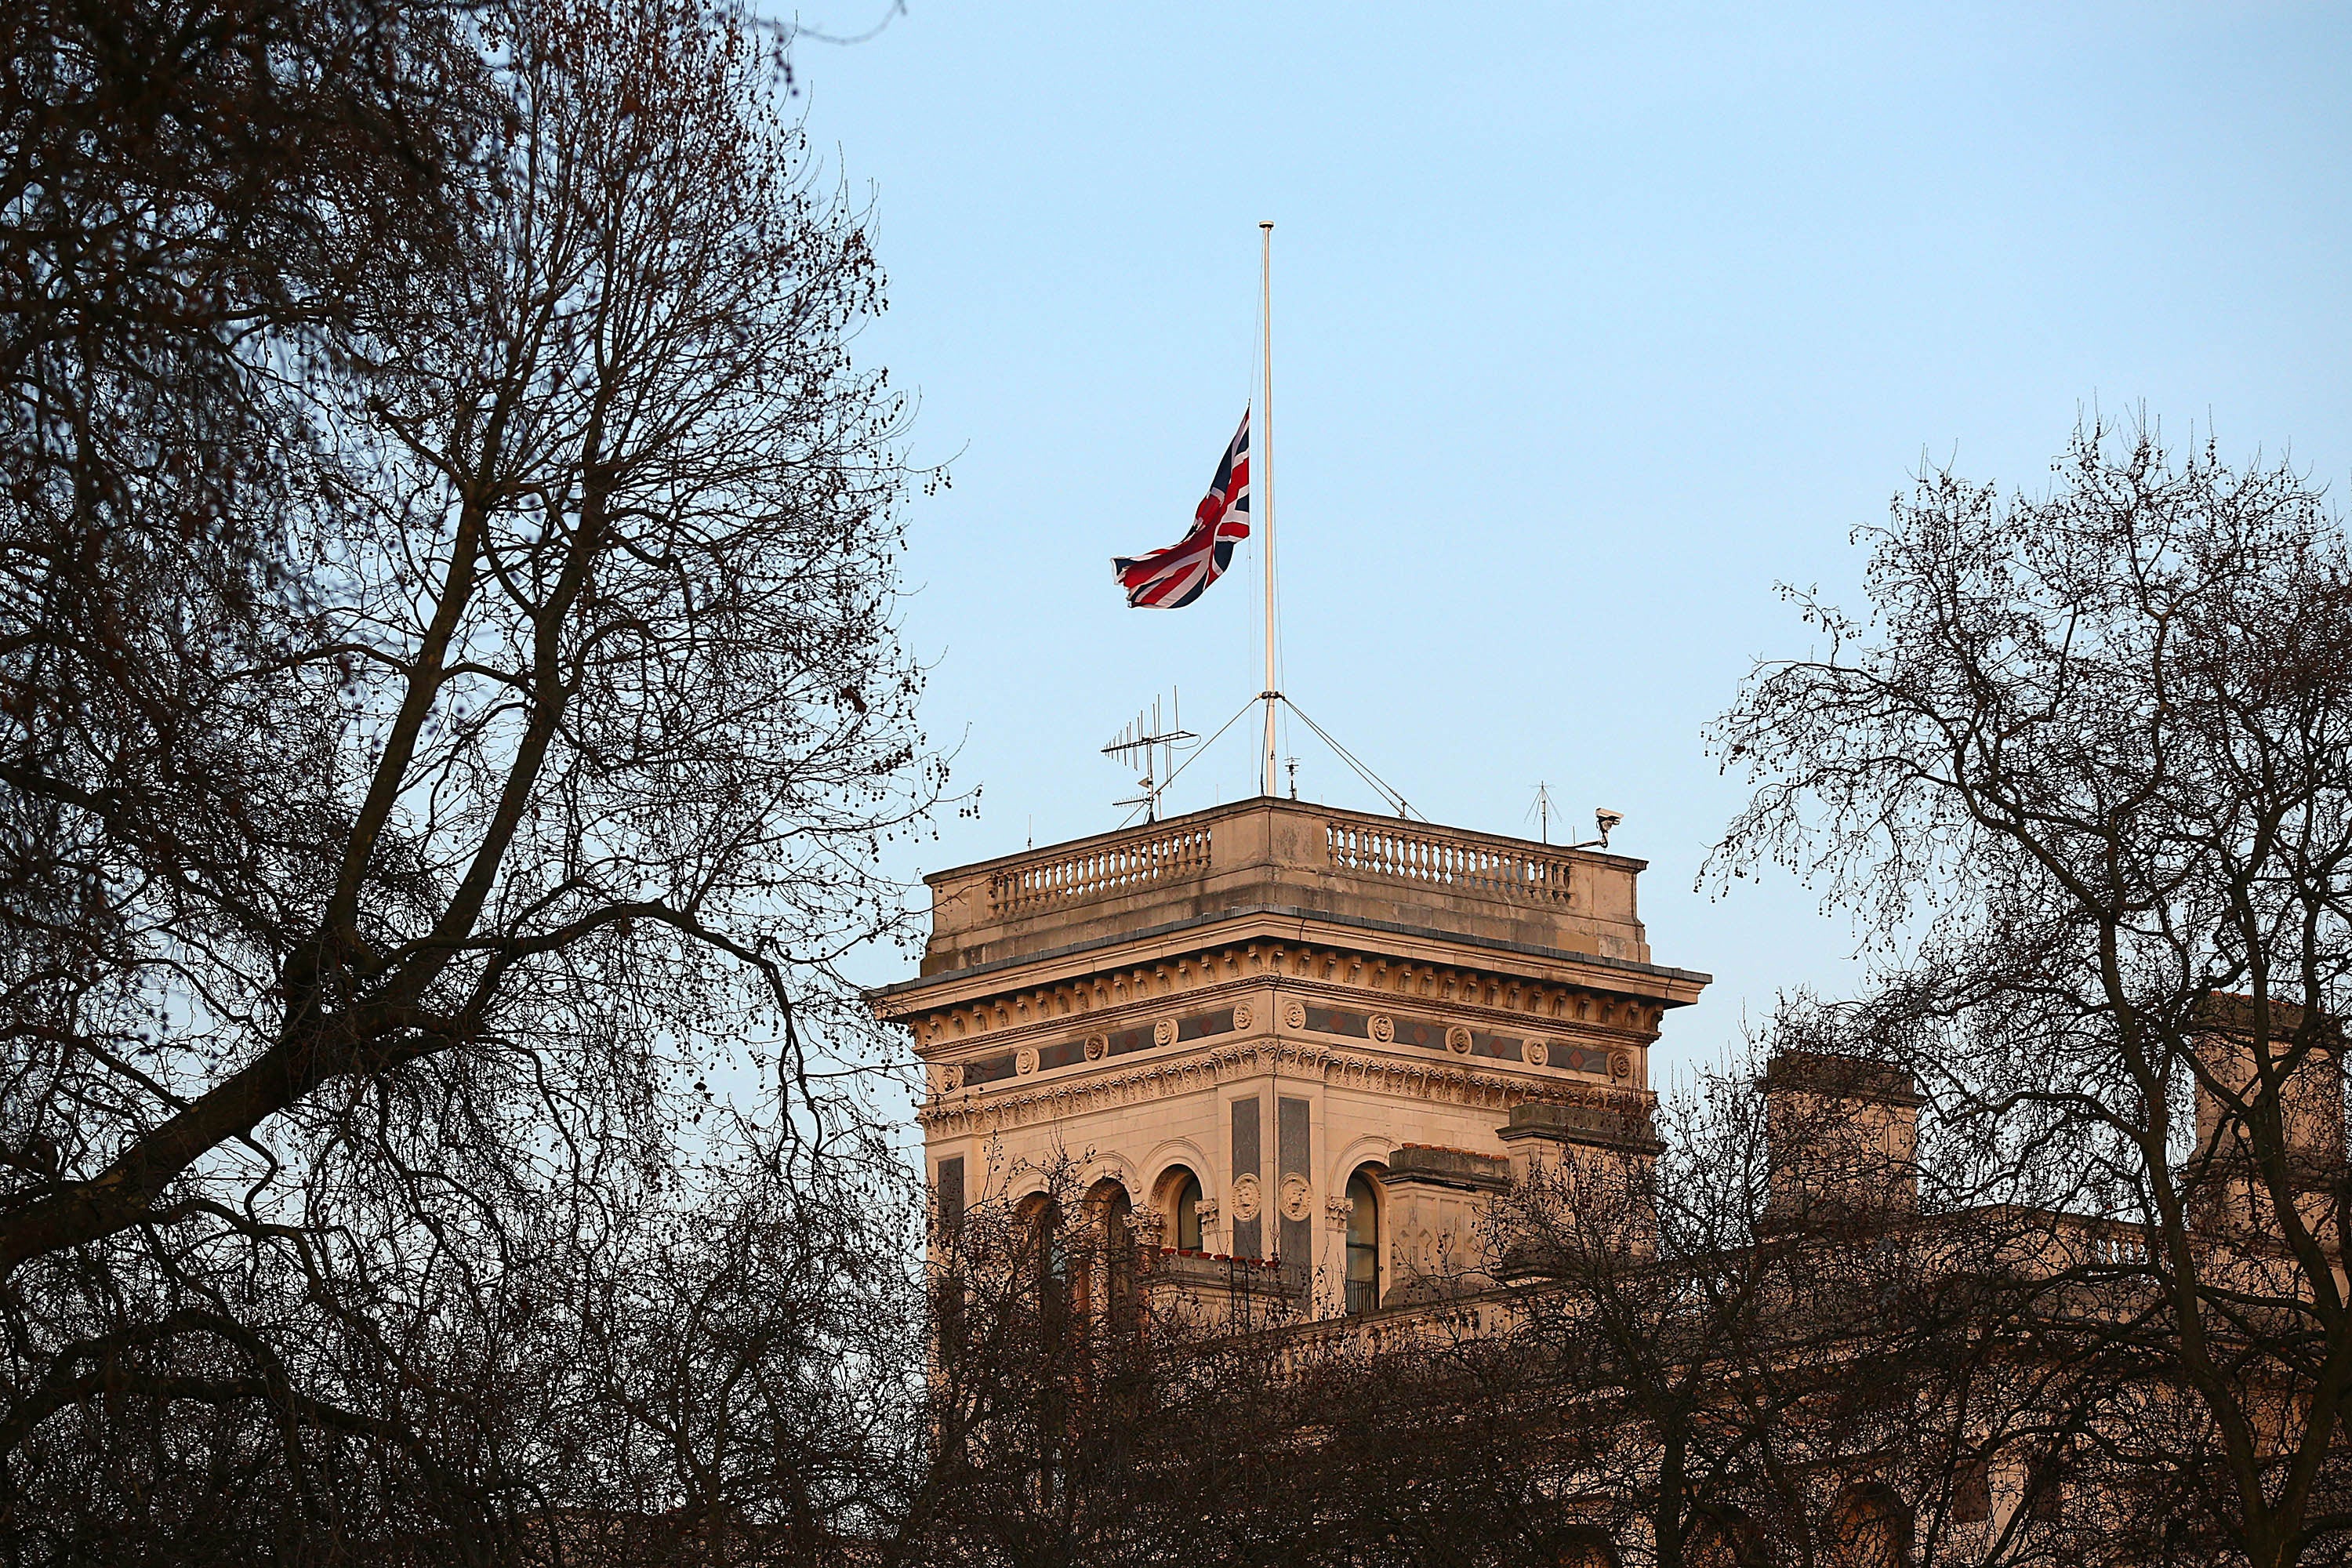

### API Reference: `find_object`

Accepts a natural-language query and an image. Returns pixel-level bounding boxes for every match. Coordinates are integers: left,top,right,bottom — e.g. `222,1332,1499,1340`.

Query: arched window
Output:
1555,1526,1619,1568
1690,1509,1767,1568
1345,1169,1381,1314
1016,1193,1069,1330
1833,1484,1911,1568
1105,1186,1135,1320
1165,1168,1203,1251
1081,1180,1138,1326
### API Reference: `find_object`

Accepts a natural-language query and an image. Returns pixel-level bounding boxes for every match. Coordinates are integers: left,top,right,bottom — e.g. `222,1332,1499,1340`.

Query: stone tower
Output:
869,798,1709,1317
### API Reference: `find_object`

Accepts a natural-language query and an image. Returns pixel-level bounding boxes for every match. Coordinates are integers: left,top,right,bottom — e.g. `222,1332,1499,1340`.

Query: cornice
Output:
868,903,1708,1012
916,1036,1658,1138
893,936,1677,1058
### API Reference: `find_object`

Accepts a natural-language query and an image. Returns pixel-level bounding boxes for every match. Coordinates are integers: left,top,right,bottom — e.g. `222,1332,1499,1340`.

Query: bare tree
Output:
900,1150,1588,1568
1714,416,2352,1566
1473,1058,2049,1568
2,0,937,1558
2,0,482,1011
903,1142,1797,1568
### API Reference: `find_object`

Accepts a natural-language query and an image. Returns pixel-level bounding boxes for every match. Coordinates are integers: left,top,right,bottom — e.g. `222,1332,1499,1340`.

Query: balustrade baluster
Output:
985,822,1221,915
1323,818,1574,904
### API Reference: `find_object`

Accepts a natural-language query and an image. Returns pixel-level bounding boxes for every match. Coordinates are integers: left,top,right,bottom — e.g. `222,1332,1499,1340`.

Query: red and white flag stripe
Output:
1112,409,1251,608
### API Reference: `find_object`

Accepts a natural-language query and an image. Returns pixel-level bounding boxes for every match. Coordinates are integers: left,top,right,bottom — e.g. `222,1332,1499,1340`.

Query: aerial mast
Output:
1104,691,1196,822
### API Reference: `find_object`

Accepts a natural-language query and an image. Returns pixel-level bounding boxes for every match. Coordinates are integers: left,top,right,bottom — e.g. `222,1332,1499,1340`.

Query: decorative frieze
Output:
901,937,1671,1055
924,982,1648,1112
916,1036,1657,1138
1277,1003,1625,1080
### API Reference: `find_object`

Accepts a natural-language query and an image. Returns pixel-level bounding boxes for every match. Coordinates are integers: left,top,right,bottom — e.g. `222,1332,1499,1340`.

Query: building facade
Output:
869,797,1709,1319
875,797,2352,1561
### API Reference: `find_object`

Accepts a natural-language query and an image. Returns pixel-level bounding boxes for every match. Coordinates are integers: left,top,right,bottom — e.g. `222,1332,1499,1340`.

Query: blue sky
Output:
784,3,2352,1080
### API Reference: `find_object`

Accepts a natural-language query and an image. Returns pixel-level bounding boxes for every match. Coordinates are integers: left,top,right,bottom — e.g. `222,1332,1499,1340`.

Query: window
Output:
1555,1528,1618,1568
1951,1458,1991,1525
1171,1169,1203,1251
1833,1485,1911,1568
2024,1444,2067,1522
1345,1170,1381,1314
934,1156,965,1240
1690,1509,1766,1568
1083,1180,1138,1326
1017,1194,1069,1334
1044,1204,1071,1294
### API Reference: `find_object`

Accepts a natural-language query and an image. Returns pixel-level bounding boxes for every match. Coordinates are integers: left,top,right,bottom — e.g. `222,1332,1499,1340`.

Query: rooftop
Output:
880,798,1709,1004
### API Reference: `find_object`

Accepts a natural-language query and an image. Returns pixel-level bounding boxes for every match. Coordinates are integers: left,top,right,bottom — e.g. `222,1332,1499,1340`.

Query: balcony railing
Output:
1327,820,1573,904
1344,1278,1380,1316
987,822,1214,917
898,799,1646,975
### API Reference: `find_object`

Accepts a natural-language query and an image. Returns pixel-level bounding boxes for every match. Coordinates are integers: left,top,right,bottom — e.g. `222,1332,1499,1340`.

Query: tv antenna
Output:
1103,691,1196,822
1526,782,1555,844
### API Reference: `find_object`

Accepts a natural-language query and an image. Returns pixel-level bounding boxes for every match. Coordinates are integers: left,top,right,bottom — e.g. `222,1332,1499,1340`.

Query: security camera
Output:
1594,808,1624,848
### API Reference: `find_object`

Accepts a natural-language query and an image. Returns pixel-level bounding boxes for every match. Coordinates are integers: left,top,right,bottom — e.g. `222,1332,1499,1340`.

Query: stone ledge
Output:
869,902,1711,1004
1386,1143,1513,1192
1497,1098,1665,1156
1761,1050,1922,1108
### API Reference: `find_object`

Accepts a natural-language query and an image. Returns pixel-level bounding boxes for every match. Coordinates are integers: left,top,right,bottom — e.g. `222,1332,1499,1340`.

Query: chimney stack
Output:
1761,1051,1922,1232
2188,993,2346,1244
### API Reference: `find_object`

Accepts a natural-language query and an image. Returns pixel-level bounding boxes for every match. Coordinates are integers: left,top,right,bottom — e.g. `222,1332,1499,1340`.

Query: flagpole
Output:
1258,220,1278,799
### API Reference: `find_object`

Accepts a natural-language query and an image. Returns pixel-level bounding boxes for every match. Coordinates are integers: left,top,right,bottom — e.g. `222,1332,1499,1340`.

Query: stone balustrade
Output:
1326,819,1575,905
988,822,1213,917
916,798,1658,977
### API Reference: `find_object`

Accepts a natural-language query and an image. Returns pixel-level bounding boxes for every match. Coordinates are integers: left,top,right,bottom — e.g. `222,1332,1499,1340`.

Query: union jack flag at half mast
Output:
1111,408,1251,608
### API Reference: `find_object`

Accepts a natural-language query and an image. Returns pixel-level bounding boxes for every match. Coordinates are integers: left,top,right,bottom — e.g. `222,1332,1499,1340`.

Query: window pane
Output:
1174,1172,1202,1250
1345,1173,1378,1313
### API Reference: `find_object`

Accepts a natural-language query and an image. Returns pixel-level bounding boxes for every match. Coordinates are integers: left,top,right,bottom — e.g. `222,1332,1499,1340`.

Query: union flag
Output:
1112,409,1251,608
